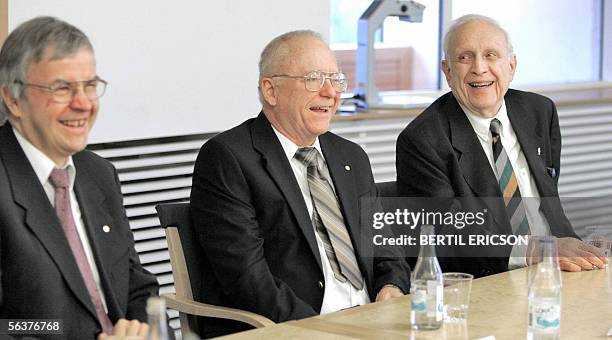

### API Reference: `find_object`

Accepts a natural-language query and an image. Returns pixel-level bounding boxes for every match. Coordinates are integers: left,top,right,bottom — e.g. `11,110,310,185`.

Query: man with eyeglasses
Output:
190,30,410,338
395,14,607,277
0,17,160,339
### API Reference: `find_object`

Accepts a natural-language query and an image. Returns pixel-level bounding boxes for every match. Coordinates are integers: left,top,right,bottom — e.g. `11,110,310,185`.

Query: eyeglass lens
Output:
54,80,106,102
304,71,347,92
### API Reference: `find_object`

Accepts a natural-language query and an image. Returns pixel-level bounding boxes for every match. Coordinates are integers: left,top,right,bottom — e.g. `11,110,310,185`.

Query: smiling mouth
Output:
60,119,87,127
469,81,494,88
310,106,331,113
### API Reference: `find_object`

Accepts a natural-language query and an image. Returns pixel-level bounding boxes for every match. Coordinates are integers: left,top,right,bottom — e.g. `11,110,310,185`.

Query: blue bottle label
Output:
411,289,426,311
529,300,560,332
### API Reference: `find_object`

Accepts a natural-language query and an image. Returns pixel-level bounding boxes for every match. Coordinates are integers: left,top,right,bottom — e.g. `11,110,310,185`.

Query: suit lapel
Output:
250,113,323,272
446,96,500,198
506,96,549,195
445,96,510,233
318,134,361,253
0,125,99,321
505,95,570,234
319,134,373,282
73,157,121,320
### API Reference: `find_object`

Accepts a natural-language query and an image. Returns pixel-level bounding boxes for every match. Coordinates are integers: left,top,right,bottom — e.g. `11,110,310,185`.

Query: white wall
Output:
451,0,601,86
9,0,330,143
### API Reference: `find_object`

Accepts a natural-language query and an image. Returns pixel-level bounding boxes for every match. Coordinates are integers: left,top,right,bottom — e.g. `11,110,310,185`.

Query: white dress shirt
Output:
460,102,552,268
272,127,370,314
13,127,109,311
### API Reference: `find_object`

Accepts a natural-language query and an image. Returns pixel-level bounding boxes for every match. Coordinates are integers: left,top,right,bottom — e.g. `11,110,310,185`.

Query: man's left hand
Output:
556,237,608,271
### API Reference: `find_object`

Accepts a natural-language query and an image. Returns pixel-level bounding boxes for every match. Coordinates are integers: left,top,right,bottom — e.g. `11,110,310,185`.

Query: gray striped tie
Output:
490,119,530,235
295,147,364,290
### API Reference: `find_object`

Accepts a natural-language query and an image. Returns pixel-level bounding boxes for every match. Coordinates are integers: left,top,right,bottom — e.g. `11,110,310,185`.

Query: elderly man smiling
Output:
0,17,160,340
396,14,607,277
190,30,411,338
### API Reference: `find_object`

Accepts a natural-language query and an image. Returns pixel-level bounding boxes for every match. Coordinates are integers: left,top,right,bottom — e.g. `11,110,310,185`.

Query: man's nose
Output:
470,56,489,75
319,78,336,97
69,86,94,111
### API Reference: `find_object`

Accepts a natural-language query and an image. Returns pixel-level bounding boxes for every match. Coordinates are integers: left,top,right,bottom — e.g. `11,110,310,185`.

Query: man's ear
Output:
260,77,278,106
0,86,21,118
441,60,452,82
508,54,517,81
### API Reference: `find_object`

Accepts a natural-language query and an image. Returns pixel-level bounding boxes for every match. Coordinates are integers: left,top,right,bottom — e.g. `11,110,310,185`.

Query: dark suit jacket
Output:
190,113,411,338
0,124,160,339
396,90,578,277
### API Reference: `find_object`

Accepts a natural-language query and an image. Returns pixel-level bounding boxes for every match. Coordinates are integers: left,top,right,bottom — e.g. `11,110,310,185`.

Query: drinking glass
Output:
442,272,473,323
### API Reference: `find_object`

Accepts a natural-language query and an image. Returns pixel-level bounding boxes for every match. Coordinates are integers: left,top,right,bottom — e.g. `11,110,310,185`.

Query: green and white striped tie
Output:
490,119,530,235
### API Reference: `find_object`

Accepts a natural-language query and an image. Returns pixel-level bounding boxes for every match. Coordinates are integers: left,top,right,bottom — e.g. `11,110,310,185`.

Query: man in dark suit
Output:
396,14,607,277
190,30,411,338
0,17,159,339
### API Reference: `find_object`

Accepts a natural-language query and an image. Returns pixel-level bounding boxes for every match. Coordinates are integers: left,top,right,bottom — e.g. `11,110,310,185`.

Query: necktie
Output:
294,147,364,290
49,168,114,334
490,119,530,235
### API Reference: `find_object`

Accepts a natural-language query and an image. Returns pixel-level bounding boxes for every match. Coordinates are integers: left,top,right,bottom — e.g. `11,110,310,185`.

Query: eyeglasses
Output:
15,76,108,103
269,70,347,93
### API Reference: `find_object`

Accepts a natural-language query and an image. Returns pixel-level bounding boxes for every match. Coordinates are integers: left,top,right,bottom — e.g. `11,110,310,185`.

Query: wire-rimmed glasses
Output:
15,76,108,103
269,70,347,93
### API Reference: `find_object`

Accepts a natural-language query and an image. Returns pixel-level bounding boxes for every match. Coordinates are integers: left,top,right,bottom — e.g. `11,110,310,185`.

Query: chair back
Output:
376,181,398,197
374,181,418,267
156,202,202,333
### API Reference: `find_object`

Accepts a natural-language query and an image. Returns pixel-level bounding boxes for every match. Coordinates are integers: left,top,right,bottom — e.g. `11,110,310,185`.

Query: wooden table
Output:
216,267,612,339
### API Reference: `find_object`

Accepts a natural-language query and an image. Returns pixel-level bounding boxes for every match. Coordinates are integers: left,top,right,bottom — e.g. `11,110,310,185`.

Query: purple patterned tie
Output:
49,168,114,334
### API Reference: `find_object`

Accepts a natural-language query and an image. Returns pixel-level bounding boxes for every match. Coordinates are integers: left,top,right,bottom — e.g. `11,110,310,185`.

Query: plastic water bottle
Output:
410,224,443,330
146,297,170,340
527,237,562,340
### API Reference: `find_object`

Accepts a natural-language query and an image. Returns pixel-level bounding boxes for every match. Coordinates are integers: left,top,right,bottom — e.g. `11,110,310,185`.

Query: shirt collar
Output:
460,100,510,141
271,125,323,162
12,126,76,188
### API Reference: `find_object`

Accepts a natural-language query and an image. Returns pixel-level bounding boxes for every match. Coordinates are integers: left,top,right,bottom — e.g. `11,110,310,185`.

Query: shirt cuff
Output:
381,283,404,294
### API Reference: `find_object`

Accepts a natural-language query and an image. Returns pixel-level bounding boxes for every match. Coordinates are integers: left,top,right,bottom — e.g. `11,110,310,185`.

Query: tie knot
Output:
490,118,502,137
49,168,70,189
294,147,318,168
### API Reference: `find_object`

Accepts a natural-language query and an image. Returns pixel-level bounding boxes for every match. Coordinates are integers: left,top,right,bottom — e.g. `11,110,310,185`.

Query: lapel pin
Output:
537,147,541,156
102,225,111,233
345,165,351,171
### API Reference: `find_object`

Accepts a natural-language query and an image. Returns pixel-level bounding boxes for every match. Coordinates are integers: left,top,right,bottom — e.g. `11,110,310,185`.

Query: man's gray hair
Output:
443,14,513,61
0,16,93,123
257,30,326,104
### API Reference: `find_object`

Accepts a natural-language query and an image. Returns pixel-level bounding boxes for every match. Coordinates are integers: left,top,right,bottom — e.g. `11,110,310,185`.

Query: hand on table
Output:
529,237,609,272
556,237,608,271
97,319,149,340
375,285,404,302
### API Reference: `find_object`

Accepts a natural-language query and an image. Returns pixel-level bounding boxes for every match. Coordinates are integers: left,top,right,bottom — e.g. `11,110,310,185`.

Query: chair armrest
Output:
162,294,275,328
